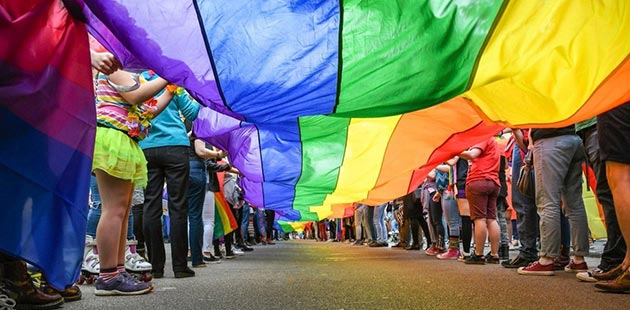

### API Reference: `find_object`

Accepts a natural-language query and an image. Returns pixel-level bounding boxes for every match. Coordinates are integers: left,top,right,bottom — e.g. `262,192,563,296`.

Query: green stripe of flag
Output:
292,115,350,220
335,0,503,117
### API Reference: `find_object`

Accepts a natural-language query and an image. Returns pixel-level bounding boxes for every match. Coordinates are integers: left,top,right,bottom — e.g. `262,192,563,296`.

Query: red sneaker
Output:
564,260,588,273
517,261,555,276
425,245,445,256
437,248,460,260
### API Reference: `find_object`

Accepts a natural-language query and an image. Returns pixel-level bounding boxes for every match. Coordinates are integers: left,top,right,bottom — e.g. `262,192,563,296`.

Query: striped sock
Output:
117,265,126,273
99,267,119,283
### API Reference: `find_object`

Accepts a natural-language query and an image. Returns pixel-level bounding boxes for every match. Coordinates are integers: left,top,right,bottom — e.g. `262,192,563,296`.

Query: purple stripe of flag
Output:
83,0,238,119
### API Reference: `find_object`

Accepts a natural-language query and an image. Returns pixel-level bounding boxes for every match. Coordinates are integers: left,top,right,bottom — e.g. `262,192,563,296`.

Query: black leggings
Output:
409,216,431,247
420,216,431,247
428,199,445,246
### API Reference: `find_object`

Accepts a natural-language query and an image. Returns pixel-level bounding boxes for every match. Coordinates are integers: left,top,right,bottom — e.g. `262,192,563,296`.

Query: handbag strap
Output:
524,150,534,166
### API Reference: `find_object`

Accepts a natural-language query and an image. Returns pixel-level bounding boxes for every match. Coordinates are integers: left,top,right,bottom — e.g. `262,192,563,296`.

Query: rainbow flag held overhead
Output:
3,1,630,289
85,0,630,225
1,0,94,289
86,0,630,224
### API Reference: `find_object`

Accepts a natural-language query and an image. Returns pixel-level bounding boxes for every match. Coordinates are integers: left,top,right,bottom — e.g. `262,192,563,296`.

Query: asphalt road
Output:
65,239,629,310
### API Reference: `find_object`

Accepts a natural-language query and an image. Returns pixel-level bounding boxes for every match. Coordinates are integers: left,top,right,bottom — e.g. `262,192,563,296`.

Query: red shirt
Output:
466,137,500,187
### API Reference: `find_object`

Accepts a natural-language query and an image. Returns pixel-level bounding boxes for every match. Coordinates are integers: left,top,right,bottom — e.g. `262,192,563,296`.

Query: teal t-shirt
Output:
138,72,201,149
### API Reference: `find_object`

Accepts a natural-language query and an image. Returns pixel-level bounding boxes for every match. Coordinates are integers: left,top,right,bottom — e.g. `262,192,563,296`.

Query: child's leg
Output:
117,191,133,266
94,169,134,270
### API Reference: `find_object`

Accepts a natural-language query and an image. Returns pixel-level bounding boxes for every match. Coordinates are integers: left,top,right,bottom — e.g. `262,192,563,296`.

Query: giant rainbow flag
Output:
2,0,630,288
1,0,94,289
84,0,630,222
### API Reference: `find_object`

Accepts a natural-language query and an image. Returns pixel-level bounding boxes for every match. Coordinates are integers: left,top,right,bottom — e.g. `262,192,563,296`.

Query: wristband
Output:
166,84,178,94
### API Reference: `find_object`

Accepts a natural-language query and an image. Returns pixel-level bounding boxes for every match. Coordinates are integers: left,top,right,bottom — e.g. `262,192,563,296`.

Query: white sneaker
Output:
232,248,244,256
576,268,604,282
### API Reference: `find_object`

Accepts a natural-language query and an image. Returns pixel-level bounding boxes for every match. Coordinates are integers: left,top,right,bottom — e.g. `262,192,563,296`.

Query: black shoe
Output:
501,256,535,269
203,255,222,264
405,245,420,251
369,241,387,247
224,252,236,259
237,244,254,252
486,255,500,264
464,253,486,265
152,270,164,278
174,267,195,278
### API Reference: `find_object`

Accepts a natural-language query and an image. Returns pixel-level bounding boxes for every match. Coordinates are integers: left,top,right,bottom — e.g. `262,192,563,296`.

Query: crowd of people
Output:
0,46,282,309
299,121,630,293
2,16,630,310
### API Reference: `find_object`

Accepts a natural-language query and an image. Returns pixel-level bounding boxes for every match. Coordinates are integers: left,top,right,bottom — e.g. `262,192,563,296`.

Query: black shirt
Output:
531,125,575,142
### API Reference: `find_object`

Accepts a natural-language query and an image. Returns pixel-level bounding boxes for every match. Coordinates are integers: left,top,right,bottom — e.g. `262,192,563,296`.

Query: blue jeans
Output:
441,193,461,238
533,134,589,258
511,144,539,260
253,208,266,238
373,203,388,243
87,175,133,240
240,202,251,243
187,160,207,265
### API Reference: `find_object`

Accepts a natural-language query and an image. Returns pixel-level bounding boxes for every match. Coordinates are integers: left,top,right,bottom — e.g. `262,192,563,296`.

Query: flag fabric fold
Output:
213,172,238,238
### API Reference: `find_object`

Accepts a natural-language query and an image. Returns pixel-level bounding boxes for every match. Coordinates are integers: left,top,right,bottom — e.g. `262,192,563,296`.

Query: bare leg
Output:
487,219,500,256
457,198,470,216
117,190,133,266
95,169,134,269
474,218,487,256
607,161,630,270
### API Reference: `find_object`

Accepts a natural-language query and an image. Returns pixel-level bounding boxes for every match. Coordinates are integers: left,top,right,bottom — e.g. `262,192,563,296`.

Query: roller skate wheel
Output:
86,275,96,285
141,273,153,282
